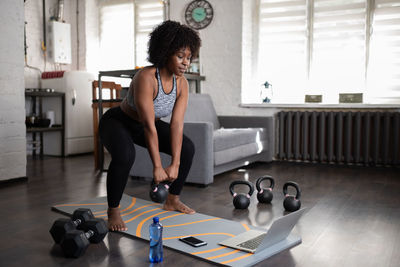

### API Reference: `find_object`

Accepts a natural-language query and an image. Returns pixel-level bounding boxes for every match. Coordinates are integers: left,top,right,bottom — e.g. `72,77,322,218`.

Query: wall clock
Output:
185,0,214,30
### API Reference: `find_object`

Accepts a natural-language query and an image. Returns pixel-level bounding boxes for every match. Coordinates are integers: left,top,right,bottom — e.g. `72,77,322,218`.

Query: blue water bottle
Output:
149,217,163,263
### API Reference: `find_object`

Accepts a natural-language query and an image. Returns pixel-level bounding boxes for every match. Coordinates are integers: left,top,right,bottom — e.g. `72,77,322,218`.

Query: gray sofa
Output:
129,93,274,185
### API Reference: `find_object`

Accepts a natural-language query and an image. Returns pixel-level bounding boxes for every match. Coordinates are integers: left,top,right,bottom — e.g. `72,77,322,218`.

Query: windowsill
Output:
240,103,400,109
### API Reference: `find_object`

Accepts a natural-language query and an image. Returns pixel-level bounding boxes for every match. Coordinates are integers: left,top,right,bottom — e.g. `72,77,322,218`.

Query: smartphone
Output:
179,236,207,247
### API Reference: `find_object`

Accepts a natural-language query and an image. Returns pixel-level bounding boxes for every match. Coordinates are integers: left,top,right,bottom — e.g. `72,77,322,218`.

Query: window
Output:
251,0,400,104
257,0,308,104
135,0,165,67
99,1,135,71
367,0,400,104
99,0,165,71
310,0,367,103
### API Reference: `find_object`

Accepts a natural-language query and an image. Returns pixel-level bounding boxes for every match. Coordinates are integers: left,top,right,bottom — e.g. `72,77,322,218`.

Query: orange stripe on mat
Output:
220,253,252,264
121,197,136,212
206,249,240,260
136,211,170,237
163,232,235,240
191,222,250,256
241,223,250,231
124,208,161,224
94,197,136,215
164,218,220,228
160,213,183,221
191,246,226,255
191,223,250,258
121,203,160,217
94,209,108,215
97,203,159,218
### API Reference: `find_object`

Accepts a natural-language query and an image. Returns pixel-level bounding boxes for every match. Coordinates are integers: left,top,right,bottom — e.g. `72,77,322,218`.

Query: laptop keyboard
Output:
237,233,267,250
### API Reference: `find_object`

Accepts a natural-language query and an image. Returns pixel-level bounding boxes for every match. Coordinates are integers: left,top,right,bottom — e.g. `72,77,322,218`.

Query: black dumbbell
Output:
60,218,108,258
50,208,95,243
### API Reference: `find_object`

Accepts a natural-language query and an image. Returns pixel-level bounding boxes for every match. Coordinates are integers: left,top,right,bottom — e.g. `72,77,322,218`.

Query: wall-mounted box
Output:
339,93,363,103
305,95,322,103
48,21,71,64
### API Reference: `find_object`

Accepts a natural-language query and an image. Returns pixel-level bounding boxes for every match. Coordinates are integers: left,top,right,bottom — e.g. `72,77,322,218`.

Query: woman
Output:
99,20,201,231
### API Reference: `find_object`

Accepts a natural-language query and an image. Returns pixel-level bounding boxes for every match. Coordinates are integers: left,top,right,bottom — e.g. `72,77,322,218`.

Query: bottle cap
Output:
153,217,159,223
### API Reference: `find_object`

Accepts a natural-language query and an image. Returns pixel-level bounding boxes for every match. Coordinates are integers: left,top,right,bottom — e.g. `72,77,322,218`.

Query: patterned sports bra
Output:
125,68,177,118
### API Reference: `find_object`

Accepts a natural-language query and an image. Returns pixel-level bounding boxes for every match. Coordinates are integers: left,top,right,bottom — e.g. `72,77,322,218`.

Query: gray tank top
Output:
126,68,177,118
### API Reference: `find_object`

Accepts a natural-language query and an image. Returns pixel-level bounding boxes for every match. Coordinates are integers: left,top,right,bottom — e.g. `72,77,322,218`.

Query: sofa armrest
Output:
183,122,214,185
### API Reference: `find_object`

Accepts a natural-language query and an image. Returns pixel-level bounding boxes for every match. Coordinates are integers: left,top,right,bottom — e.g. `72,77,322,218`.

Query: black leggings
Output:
99,106,195,208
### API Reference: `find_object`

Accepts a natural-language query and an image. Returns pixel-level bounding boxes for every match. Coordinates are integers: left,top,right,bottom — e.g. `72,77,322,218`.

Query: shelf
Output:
183,73,205,81
92,99,123,104
26,126,64,133
98,69,205,92
25,90,65,157
25,91,65,97
99,69,139,78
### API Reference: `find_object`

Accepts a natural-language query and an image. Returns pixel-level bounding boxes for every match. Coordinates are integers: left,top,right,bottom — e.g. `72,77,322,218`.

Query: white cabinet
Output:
41,71,95,156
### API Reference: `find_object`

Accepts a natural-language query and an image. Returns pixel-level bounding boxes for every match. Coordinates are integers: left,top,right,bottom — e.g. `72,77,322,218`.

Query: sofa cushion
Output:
184,94,220,130
213,128,267,152
214,141,268,166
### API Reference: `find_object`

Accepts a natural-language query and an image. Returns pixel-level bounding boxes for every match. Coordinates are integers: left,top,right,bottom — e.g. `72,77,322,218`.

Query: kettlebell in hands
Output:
150,180,170,203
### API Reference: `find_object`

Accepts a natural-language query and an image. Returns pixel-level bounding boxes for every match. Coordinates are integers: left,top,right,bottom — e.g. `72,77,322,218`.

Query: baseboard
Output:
0,176,28,187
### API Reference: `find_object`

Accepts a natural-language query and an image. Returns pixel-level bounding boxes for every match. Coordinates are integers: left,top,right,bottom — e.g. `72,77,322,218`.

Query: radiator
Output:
277,111,400,166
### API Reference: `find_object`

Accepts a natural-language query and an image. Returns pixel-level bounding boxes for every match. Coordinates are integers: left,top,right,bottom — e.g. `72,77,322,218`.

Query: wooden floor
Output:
1,154,399,267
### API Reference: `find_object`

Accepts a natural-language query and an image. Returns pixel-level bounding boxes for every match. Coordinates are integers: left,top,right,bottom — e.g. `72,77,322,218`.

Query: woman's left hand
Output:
165,164,179,182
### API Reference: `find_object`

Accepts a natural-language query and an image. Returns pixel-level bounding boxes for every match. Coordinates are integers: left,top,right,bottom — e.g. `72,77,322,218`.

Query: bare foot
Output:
107,207,128,231
163,194,195,214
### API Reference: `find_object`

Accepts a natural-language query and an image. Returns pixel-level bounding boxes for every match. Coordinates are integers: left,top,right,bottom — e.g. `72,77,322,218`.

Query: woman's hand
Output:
153,166,169,184
165,164,180,182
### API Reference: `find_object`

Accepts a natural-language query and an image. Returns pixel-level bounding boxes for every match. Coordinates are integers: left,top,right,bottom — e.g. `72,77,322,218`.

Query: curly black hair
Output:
148,20,201,68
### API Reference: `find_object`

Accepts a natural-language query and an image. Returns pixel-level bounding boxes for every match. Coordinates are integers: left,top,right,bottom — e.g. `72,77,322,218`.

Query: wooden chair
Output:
92,81,123,170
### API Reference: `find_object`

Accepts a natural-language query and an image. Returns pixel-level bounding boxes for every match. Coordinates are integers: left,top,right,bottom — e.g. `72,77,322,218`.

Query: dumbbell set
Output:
230,176,301,212
49,208,108,258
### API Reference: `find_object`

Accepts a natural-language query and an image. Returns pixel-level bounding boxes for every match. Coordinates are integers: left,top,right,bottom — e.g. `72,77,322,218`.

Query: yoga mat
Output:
52,194,301,266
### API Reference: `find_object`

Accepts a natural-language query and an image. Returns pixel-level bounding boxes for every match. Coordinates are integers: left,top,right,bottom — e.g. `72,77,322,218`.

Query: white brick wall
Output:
0,0,27,181
23,0,88,88
2,0,88,180
170,0,243,115
85,0,100,76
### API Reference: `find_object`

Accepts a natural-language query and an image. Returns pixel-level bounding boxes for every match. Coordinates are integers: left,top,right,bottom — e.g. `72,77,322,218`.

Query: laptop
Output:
219,208,306,254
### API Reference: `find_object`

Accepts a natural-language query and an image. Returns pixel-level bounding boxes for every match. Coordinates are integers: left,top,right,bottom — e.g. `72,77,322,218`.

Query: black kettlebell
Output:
256,175,275,204
149,180,170,203
229,181,254,209
283,181,301,212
